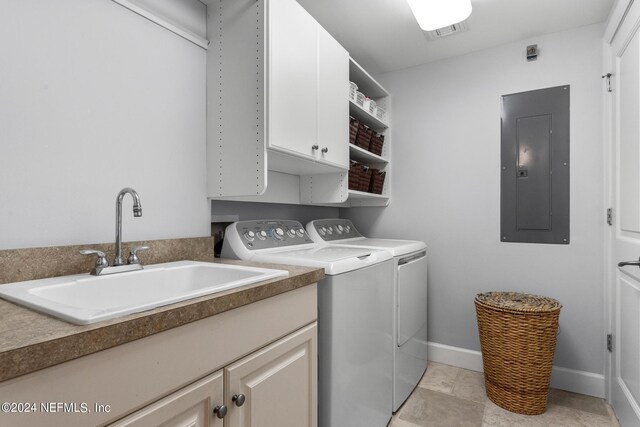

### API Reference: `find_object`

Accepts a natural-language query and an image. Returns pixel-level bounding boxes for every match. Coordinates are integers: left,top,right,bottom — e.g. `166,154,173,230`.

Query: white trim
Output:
427,341,606,398
112,0,209,50
611,0,640,55
602,38,614,403
551,366,606,399
427,342,484,372
605,0,635,44
617,377,640,421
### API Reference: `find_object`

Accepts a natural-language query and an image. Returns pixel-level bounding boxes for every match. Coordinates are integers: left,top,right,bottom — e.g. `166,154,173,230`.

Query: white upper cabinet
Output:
266,0,349,174
206,0,349,198
268,0,319,165
317,26,349,169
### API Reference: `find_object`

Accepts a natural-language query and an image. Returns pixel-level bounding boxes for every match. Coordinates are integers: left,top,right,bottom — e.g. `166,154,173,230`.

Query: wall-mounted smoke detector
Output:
424,20,469,40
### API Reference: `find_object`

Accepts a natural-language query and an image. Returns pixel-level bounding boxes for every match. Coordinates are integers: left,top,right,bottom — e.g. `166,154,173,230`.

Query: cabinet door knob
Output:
232,394,246,407
321,147,328,153
311,144,319,150
213,404,227,419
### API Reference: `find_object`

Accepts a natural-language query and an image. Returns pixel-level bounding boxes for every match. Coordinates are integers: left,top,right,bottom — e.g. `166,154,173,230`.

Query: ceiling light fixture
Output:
406,0,473,31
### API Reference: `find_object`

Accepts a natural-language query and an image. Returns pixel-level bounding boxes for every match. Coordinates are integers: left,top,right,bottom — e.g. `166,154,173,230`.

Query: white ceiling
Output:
297,0,616,75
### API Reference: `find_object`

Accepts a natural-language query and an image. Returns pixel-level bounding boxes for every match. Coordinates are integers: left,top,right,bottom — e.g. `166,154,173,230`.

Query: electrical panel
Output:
501,85,570,244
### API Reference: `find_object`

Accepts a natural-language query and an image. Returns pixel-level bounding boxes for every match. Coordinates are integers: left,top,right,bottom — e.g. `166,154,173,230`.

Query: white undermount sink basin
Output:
0,261,288,325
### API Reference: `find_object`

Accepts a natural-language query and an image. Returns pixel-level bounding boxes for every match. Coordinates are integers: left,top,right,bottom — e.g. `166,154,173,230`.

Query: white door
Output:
268,0,318,159
607,1,640,425
225,323,317,427
317,26,349,169
109,370,224,427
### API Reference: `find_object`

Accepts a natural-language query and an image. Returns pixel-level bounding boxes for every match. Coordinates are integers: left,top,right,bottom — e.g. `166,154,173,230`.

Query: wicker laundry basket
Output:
475,292,561,415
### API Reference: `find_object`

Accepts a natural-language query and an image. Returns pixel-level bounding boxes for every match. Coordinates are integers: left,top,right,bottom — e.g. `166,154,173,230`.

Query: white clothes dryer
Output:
222,219,394,427
306,219,428,412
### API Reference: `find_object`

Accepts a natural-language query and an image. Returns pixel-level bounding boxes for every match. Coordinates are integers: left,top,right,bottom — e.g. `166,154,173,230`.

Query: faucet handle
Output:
128,246,150,265
80,249,109,269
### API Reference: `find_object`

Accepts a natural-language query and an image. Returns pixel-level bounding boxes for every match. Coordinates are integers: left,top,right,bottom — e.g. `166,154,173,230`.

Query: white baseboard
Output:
550,366,606,398
427,341,484,371
427,341,605,398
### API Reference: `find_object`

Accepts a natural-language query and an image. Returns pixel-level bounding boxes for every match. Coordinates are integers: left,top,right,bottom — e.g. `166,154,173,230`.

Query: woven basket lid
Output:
475,291,561,313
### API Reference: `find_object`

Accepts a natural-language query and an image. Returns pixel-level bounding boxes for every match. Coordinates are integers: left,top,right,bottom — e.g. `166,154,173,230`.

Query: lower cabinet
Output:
111,322,317,427
0,285,317,427
225,322,317,427
110,371,224,427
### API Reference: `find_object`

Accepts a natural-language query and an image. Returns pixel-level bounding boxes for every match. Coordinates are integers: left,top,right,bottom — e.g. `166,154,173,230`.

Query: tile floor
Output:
389,362,621,427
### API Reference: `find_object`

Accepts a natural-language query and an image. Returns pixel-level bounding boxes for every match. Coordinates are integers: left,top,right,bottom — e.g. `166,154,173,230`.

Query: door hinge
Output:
602,73,613,92
607,208,613,226
607,334,613,352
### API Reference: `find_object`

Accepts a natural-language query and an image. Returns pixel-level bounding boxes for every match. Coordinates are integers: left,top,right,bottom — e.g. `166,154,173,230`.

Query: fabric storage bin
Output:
369,132,385,156
369,169,386,194
475,292,562,415
349,161,371,192
349,117,359,145
359,166,373,192
348,161,360,191
356,123,373,150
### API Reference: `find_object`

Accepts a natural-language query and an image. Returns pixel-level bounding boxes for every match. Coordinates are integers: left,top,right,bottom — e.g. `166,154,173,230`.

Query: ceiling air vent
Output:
424,20,469,40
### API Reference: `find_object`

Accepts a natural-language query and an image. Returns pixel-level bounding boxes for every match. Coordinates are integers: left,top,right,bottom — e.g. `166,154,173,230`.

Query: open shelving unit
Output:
300,57,391,207
349,144,388,164
347,189,389,200
344,57,391,207
349,99,388,129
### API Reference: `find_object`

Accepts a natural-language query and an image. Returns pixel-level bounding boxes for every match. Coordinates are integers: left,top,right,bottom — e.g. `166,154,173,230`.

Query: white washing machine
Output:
222,220,394,427
306,219,428,412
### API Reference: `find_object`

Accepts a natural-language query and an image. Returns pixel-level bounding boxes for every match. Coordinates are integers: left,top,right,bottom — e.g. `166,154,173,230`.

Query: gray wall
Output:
343,23,606,375
0,0,210,249
211,201,339,225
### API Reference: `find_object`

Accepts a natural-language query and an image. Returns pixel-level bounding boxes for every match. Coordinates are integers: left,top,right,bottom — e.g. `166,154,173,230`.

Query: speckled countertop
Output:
0,246,323,383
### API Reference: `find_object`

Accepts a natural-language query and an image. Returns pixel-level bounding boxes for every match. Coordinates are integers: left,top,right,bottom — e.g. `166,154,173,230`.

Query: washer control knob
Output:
336,225,344,233
296,228,305,237
257,230,267,240
345,225,351,232
326,226,333,235
318,227,326,236
287,229,297,238
243,231,255,241
272,228,284,240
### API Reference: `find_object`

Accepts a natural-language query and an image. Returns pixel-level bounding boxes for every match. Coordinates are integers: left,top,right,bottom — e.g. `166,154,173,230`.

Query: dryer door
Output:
397,252,427,347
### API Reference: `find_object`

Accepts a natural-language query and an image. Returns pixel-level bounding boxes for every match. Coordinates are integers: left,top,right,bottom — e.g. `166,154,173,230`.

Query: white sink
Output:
0,261,288,325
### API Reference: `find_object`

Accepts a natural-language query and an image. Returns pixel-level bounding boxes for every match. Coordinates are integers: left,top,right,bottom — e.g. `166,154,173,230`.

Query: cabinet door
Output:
109,370,224,427
268,0,318,159
225,322,317,427
317,27,349,169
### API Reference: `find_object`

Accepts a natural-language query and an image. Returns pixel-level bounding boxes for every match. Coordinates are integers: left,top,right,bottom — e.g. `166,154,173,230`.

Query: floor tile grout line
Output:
479,398,490,426
448,365,464,396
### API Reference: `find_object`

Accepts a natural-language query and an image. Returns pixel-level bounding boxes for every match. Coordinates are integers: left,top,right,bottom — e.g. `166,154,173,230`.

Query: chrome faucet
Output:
114,187,143,266
80,187,149,275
